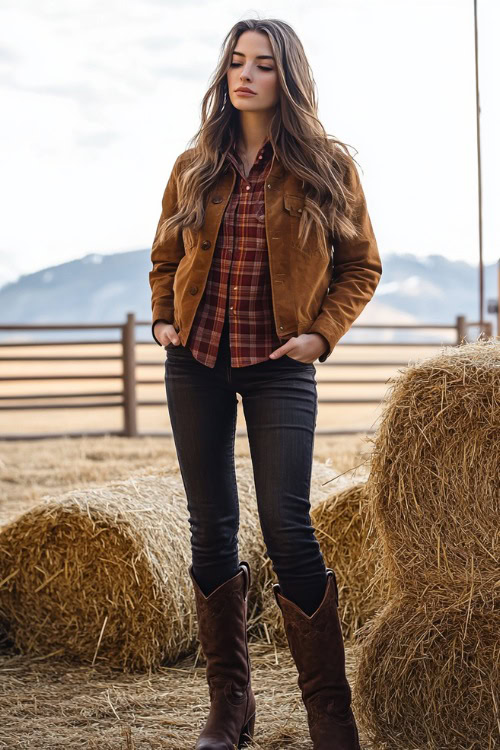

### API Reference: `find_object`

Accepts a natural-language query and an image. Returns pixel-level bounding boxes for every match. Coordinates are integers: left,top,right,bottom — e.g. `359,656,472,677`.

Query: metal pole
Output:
473,0,485,334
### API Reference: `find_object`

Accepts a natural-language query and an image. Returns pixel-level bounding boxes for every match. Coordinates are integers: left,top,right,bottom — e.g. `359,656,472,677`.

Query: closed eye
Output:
230,62,273,71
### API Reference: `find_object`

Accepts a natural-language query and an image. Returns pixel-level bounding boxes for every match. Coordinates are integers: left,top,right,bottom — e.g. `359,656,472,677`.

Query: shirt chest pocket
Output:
255,198,266,224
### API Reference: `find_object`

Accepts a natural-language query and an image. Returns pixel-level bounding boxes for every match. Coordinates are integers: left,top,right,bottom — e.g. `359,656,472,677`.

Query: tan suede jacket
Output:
149,149,382,363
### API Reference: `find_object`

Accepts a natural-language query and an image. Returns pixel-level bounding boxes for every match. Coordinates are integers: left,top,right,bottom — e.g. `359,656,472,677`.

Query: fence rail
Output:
0,313,495,440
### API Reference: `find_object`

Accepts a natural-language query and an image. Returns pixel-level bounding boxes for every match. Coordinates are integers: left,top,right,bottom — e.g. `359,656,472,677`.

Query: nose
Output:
239,64,252,81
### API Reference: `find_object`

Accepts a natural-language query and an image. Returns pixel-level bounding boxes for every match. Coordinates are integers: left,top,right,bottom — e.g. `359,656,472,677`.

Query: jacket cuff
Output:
307,318,345,362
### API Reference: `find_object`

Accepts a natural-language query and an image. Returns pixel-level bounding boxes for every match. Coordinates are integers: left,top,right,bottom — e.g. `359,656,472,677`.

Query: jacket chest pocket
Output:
283,193,309,253
283,193,304,248
284,193,304,219
283,192,329,259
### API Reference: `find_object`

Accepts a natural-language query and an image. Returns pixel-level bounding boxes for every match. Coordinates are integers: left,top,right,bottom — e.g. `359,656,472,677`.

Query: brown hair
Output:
158,17,365,254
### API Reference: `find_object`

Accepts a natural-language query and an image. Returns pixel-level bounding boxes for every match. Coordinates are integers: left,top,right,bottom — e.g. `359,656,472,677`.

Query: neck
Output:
236,110,273,155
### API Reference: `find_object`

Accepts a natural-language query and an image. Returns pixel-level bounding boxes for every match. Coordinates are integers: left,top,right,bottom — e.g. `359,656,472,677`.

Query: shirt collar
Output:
226,137,275,174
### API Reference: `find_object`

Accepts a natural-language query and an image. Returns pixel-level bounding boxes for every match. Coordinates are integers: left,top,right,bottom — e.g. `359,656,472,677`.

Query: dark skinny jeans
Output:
164,313,328,616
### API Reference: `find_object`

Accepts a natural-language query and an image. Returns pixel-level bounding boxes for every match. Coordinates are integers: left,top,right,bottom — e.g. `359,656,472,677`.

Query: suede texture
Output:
274,569,361,749
189,561,256,749
150,149,382,362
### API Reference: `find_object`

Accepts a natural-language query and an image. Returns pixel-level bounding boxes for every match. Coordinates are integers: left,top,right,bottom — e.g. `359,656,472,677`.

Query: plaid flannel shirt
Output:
185,138,283,368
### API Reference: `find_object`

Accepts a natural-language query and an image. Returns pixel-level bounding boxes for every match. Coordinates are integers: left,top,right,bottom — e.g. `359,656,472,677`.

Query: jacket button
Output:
201,240,211,250
279,325,284,330
212,195,223,204
189,285,198,295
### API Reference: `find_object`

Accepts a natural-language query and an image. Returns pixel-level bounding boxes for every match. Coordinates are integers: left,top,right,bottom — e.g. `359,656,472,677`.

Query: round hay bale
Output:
366,338,499,595
0,464,260,671
353,594,499,749
253,481,389,647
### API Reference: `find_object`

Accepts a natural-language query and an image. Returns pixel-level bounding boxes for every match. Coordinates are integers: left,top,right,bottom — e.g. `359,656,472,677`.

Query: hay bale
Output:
253,481,389,646
354,338,500,749
0,462,265,671
0,476,200,672
366,338,499,596
0,457,353,670
354,595,499,750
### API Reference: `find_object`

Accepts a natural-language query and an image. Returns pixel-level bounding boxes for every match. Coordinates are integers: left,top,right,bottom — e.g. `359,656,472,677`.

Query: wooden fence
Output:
0,314,495,440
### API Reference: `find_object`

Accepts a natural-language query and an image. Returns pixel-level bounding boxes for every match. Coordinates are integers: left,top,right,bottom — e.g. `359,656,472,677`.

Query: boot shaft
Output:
274,569,352,717
190,561,251,689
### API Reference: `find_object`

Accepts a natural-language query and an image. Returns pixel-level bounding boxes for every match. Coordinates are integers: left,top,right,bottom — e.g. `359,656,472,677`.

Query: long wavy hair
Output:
158,17,364,254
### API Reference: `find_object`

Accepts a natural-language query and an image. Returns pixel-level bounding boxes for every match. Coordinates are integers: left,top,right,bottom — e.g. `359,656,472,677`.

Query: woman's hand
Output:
269,333,329,363
154,321,181,347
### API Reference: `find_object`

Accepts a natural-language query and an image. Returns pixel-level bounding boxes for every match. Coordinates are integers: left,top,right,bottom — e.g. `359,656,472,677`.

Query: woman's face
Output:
227,30,279,113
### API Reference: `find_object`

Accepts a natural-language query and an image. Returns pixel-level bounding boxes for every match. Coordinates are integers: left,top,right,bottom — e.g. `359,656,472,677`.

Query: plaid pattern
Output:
185,138,284,368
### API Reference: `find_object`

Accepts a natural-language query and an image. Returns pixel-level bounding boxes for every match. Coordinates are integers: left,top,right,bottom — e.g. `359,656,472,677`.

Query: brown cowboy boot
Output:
273,569,360,750
189,560,256,749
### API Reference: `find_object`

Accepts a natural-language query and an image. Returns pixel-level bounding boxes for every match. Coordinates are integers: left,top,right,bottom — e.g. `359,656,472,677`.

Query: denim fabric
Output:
164,312,328,614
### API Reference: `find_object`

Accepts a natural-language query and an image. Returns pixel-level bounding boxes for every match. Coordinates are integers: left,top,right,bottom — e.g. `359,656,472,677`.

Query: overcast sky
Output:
1,0,499,287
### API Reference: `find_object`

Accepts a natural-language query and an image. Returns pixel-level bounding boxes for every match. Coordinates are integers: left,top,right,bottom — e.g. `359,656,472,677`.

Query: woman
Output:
149,17,381,750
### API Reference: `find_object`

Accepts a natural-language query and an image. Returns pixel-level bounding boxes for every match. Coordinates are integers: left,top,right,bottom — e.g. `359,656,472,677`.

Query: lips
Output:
235,88,256,94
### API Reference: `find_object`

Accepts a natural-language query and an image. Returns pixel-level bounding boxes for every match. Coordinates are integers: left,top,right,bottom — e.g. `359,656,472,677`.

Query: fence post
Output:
122,312,137,437
456,315,467,345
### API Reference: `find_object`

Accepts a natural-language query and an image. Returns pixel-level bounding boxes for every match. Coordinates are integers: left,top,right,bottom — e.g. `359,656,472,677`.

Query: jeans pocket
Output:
282,353,309,365
166,342,185,352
